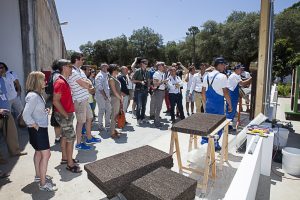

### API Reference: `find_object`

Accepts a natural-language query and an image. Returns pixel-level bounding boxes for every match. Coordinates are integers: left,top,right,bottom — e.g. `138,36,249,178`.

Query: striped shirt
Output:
67,66,89,102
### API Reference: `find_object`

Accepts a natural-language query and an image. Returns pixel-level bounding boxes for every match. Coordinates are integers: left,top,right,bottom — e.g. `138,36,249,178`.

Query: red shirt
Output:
53,76,74,113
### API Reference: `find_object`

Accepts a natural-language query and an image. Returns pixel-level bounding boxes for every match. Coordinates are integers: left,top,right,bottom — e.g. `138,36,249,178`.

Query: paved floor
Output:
0,92,299,200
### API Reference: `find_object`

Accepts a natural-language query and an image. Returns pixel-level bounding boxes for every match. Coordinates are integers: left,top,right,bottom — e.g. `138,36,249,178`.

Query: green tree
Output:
273,38,295,81
275,2,300,52
164,41,180,65
129,26,163,63
221,11,260,68
79,41,94,65
186,26,200,64
196,20,222,63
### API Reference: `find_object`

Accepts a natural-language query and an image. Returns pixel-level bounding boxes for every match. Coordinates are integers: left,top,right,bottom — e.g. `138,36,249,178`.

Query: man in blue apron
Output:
201,57,232,151
226,64,252,129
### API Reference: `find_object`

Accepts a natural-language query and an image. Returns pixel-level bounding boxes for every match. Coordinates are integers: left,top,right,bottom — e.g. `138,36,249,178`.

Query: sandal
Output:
66,165,82,173
60,159,79,165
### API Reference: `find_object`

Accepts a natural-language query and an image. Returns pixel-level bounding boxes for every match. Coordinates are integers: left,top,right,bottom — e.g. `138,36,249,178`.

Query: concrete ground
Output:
0,90,299,199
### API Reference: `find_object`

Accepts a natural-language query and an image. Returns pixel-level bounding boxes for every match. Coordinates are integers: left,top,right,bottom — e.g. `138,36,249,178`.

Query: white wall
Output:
0,0,25,87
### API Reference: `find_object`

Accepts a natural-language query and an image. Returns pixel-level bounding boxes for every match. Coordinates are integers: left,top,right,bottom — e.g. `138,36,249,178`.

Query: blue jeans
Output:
135,89,148,120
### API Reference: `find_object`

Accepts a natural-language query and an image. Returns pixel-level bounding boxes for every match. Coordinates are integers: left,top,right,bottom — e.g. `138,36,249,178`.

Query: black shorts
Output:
28,127,50,151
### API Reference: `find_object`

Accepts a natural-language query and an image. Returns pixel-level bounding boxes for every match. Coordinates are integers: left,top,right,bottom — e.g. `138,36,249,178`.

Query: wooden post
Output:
193,135,198,149
174,132,183,172
255,0,271,117
188,135,193,152
169,131,175,155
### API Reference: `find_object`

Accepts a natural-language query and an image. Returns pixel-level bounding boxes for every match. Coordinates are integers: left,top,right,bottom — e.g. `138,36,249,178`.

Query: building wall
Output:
35,0,64,71
0,0,25,87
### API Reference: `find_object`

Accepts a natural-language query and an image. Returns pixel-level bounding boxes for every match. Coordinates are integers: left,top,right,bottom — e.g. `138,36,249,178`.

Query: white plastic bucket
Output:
274,128,289,148
282,147,300,176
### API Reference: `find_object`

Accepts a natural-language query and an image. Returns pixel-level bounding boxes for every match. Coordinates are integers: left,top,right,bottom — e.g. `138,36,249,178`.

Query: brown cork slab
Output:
84,145,173,198
171,113,226,136
123,167,197,200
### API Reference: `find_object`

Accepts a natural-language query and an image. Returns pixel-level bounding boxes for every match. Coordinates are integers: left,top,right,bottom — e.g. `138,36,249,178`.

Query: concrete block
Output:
84,145,173,198
123,167,197,200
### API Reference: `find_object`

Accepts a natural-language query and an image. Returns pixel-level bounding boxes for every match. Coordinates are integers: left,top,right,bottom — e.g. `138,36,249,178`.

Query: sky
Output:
55,0,299,51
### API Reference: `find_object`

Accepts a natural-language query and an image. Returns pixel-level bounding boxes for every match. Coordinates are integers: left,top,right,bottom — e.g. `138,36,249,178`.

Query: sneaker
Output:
34,175,53,182
39,182,58,192
132,114,137,119
85,137,101,144
75,143,91,151
187,112,190,116
137,119,142,125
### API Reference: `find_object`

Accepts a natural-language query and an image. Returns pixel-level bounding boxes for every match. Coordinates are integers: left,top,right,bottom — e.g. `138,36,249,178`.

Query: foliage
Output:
273,39,295,81
277,83,291,97
72,1,299,76
275,2,300,52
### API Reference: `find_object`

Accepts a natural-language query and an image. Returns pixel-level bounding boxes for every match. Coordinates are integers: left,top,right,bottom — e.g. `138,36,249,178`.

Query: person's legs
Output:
60,137,67,160
110,97,120,135
34,151,42,178
85,103,94,140
95,94,106,128
177,94,185,120
165,91,171,112
39,149,51,186
154,90,164,123
135,90,142,121
122,95,129,113
191,102,195,114
169,93,176,121
194,92,201,113
141,91,148,120
54,126,61,140
149,94,155,118
104,99,112,128
66,141,75,167
74,100,88,145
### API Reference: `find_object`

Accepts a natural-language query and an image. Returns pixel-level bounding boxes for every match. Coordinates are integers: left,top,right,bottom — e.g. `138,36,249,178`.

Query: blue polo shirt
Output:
0,77,10,110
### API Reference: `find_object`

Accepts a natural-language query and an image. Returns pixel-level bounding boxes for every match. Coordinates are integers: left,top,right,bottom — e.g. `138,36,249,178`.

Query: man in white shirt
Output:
68,53,100,151
189,63,207,113
202,57,232,151
95,63,111,131
241,66,251,112
152,62,168,127
0,62,23,116
226,65,252,129
185,66,196,116
168,67,185,123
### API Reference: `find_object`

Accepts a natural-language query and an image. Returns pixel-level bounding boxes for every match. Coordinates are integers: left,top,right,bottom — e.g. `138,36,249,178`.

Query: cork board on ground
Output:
123,167,197,200
84,145,173,198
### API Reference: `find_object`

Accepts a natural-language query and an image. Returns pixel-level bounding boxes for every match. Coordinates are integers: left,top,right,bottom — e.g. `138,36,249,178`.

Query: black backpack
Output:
45,70,59,95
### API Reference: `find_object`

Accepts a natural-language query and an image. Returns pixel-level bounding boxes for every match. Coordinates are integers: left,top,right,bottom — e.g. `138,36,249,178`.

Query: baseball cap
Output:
233,64,242,70
214,57,226,65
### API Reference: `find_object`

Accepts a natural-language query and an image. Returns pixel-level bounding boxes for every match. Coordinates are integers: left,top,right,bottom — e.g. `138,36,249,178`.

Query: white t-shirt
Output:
227,73,242,91
202,70,228,96
153,70,165,90
168,76,182,94
186,73,194,90
241,71,251,79
67,66,89,102
189,72,206,93
3,71,17,100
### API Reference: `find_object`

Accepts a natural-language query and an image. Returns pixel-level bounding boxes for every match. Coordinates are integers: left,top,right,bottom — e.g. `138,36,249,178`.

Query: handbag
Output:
116,101,126,129
17,110,27,128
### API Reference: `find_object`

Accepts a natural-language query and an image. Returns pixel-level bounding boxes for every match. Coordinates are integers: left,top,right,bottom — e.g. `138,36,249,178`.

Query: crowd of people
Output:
0,53,252,192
